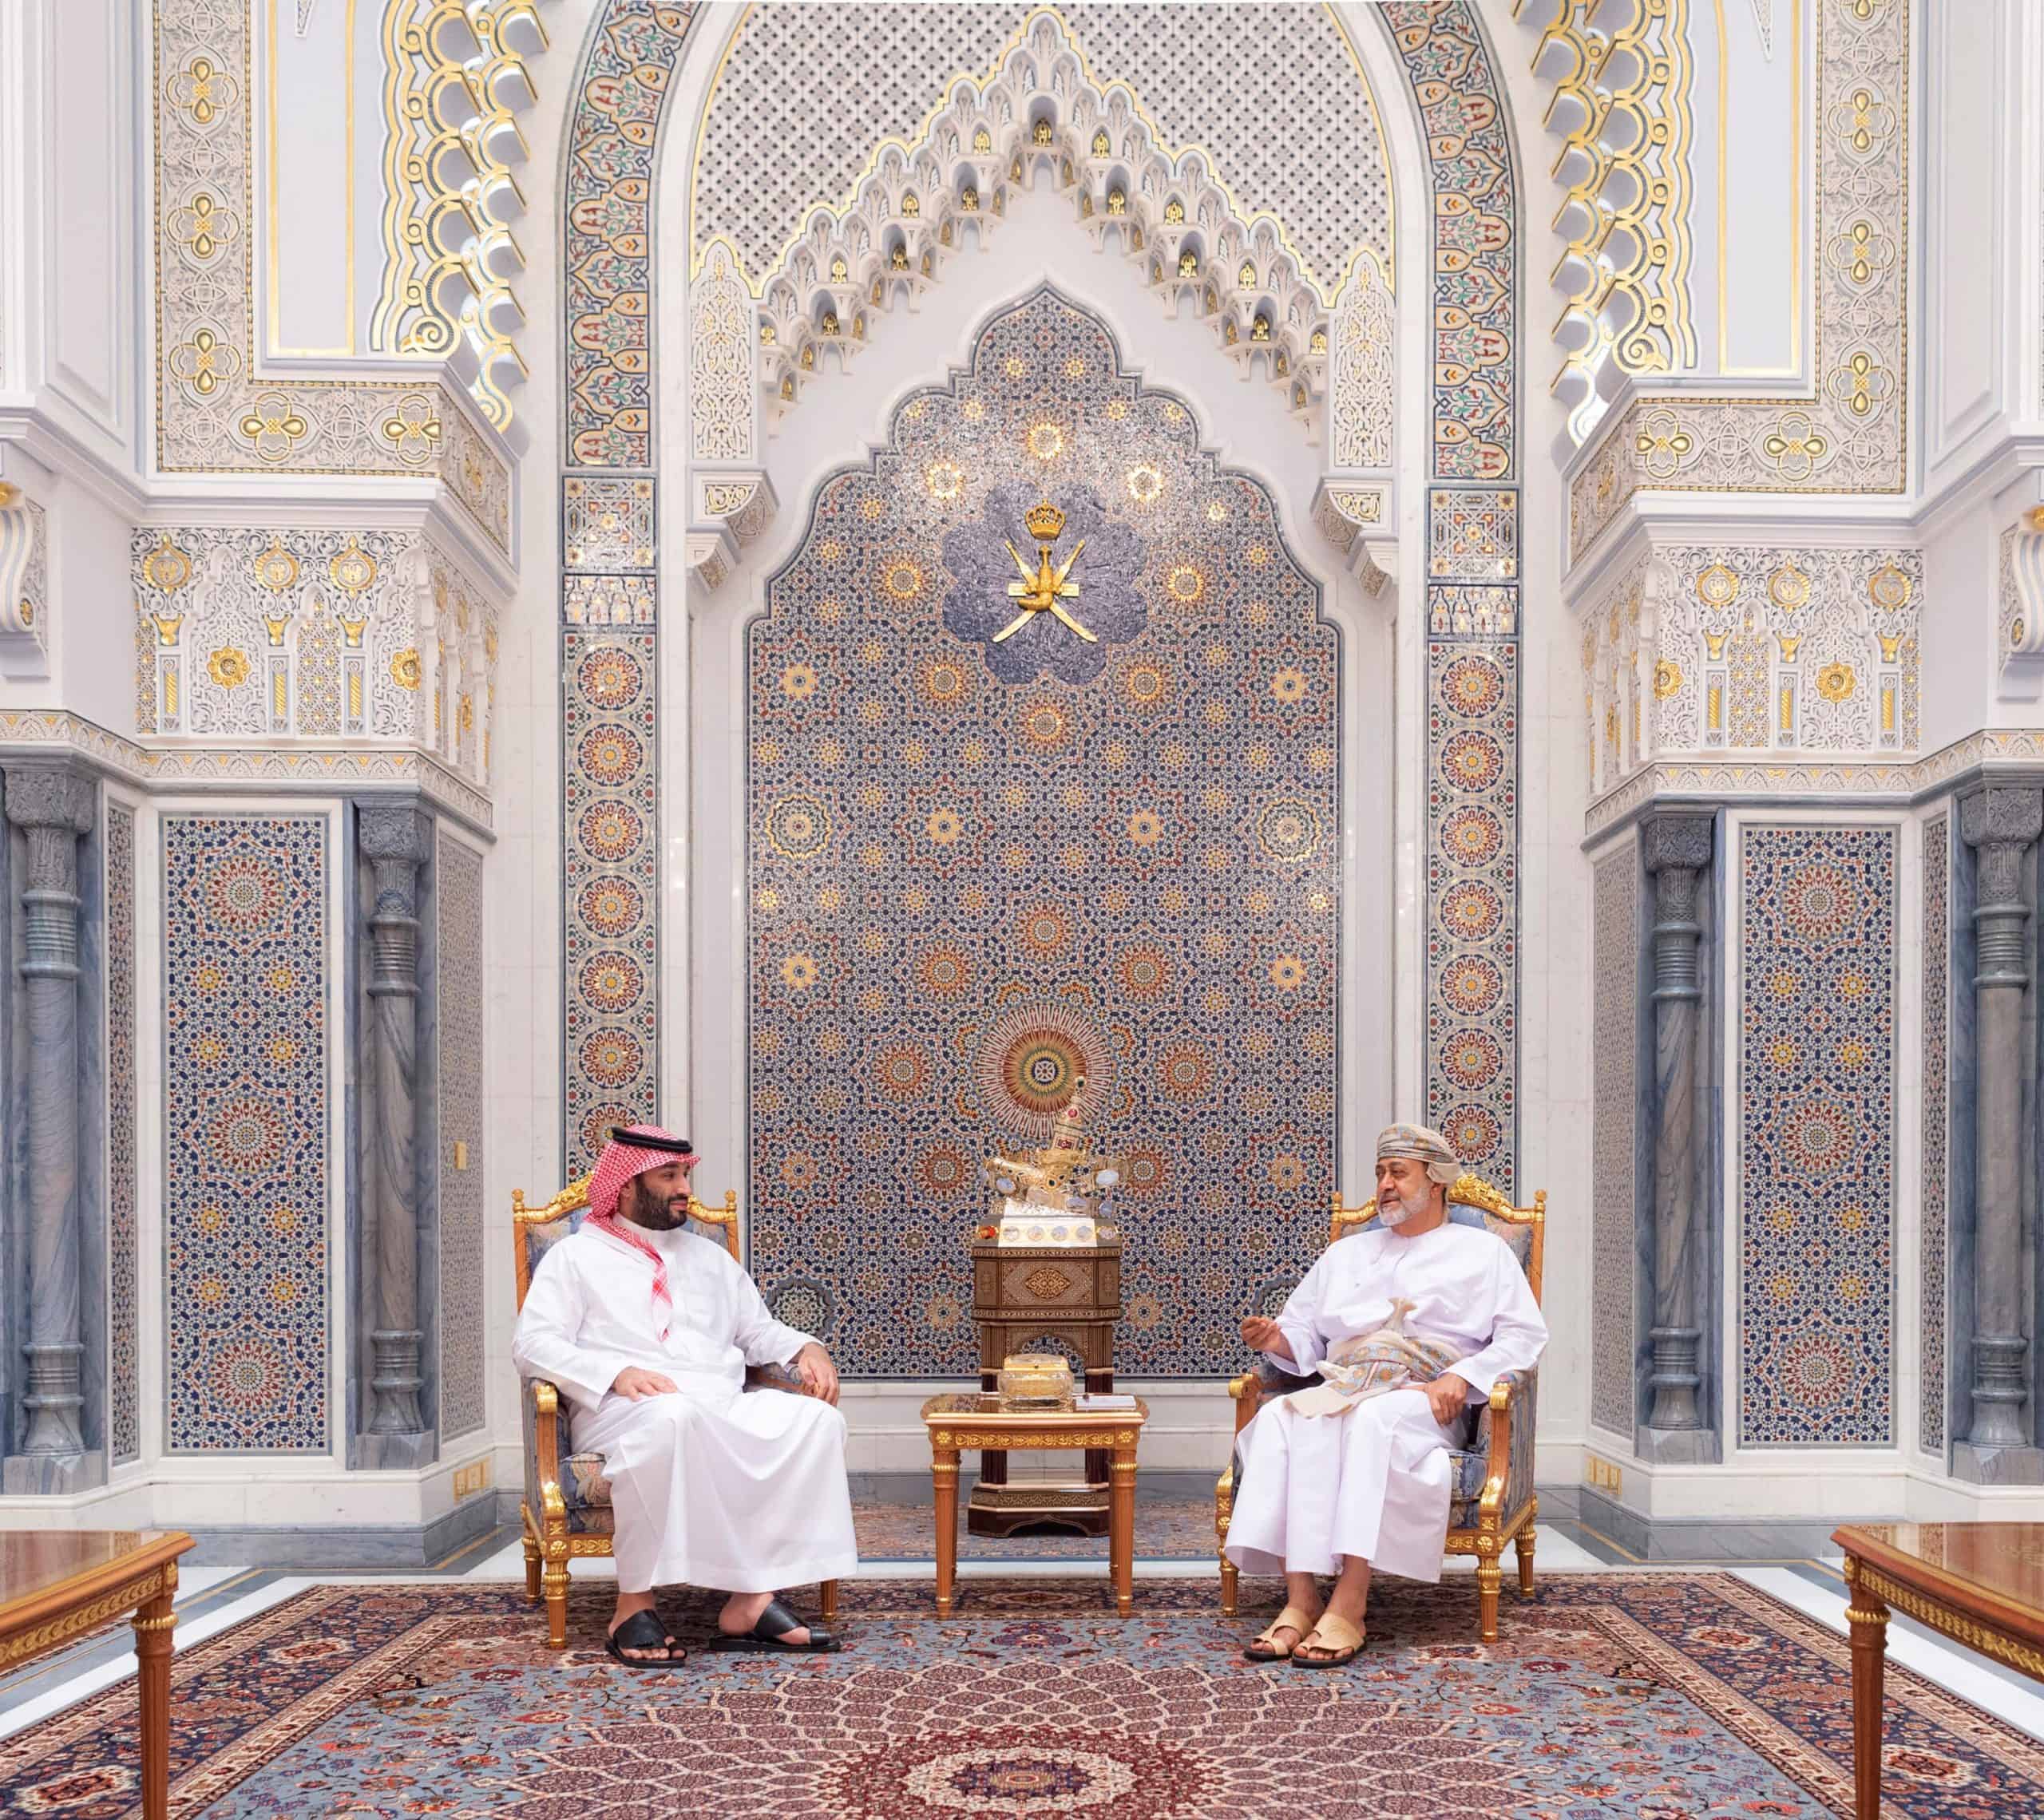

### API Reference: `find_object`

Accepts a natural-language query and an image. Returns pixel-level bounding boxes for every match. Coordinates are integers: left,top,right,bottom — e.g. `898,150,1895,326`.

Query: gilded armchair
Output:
1214,1173,1545,1642
510,1175,841,1648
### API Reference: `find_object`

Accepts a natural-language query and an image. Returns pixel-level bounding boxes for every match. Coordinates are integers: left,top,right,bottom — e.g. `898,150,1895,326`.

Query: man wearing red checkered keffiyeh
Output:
513,1126,856,1666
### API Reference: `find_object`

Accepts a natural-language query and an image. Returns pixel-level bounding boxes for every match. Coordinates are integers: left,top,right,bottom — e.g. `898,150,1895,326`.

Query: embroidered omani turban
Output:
1375,1122,1460,1185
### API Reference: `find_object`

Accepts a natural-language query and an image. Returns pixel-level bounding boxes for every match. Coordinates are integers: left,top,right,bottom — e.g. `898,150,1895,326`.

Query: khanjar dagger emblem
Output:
996,500,1094,643
941,483,1147,687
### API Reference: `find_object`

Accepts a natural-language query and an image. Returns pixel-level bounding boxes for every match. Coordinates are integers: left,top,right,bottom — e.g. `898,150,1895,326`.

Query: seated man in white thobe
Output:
1226,1123,1547,1667
512,1126,858,1667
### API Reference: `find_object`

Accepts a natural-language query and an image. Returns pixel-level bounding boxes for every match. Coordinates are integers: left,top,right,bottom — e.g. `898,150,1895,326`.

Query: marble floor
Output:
6,1489,2044,1755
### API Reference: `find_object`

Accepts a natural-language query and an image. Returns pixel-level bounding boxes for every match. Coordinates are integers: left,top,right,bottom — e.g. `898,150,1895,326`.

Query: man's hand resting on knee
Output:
1422,1371,1472,1425
611,1367,678,1400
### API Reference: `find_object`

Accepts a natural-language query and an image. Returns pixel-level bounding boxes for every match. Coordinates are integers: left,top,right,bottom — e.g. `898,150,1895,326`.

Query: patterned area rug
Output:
5,1575,2038,1818
854,1490,1218,1558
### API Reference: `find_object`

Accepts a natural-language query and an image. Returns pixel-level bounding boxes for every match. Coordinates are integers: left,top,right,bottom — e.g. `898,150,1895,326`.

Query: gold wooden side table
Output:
1833,1521,2044,1820
0,1529,193,1820
921,1394,1147,1616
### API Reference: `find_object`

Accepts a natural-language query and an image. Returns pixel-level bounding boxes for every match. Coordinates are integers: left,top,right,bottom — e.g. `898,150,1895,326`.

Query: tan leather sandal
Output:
1291,1611,1365,1668
1242,1602,1319,1662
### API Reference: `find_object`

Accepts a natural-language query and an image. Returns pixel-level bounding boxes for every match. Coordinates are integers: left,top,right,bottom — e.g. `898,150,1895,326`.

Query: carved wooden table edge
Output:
921,1396,1148,1620
1833,1523,2044,1820
0,1530,194,1820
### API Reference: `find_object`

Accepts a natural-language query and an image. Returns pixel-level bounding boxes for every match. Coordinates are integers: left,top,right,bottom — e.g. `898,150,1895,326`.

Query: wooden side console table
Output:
1833,1521,2044,1820
923,1394,1147,1615
967,1235,1123,1536
0,1529,193,1820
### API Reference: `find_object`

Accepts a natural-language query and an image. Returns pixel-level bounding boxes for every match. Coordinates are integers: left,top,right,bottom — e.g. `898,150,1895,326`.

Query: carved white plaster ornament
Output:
698,10,1392,470
0,484,50,681
1997,510,2044,702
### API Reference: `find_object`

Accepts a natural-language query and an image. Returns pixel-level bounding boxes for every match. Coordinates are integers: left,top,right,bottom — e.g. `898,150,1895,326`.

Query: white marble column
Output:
356,802,433,1464
1956,785,2042,1480
2,764,97,1490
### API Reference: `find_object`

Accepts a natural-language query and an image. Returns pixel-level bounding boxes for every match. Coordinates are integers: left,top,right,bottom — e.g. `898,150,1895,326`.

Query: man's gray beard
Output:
1377,1184,1432,1228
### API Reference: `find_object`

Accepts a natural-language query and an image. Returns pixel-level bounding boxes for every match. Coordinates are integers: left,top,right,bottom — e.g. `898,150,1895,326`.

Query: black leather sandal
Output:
604,1608,687,1667
714,1596,842,1653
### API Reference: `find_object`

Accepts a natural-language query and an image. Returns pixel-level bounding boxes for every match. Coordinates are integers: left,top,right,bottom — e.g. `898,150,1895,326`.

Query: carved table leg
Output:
1111,1443,1137,1617
133,1569,177,1820
1846,1562,1889,1820
933,1447,961,1617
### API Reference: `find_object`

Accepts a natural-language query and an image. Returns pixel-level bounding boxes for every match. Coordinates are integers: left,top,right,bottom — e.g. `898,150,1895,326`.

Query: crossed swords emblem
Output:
995,499,1095,643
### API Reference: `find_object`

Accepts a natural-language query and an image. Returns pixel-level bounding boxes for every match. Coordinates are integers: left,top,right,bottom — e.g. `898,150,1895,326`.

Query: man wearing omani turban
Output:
1226,1124,1547,1666
512,1126,857,1665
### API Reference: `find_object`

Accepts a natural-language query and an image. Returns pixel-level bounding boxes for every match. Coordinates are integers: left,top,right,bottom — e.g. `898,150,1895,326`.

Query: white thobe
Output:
512,1224,858,1595
1225,1221,1547,1582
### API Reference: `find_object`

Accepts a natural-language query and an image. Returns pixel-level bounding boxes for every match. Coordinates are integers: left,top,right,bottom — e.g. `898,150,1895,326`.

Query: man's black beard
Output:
620,1182,690,1231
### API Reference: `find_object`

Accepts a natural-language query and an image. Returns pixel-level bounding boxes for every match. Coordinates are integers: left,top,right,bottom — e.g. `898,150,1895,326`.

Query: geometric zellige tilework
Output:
437,829,487,1440
107,801,140,1465
561,628,660,1173
1385,2,1520,1190
747,290,1339,1379
1738,825,1895,1446
162,815,329,1451
1590,845,1637,1438
1919,813,1949,1455
562,1,701,468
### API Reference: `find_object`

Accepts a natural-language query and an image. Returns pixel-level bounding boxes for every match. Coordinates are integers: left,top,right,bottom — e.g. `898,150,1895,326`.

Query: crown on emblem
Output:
1024,499,1067,542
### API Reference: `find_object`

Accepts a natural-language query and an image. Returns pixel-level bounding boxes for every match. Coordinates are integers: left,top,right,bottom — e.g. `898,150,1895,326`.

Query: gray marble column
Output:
2,765,97,1490
1956,785,2042,1476
357,803,432,1459
1641,813,1714,1452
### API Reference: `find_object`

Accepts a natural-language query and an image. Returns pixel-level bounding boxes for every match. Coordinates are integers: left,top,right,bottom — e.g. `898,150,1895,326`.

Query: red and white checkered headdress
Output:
588,1125,698,1221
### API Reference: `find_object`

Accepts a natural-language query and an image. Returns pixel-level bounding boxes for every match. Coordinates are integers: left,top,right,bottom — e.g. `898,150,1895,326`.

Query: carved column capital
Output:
1641,811,1714,877
1959,785,2043,921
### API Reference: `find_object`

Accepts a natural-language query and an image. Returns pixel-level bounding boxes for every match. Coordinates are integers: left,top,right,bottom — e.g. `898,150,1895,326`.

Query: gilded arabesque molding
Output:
153,0,511,552
1569,0,1909,561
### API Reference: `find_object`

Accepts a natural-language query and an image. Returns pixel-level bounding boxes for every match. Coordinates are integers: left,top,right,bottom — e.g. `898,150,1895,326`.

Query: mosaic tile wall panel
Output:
162,816,329,1452
106,803,139,1465
748,290,1339,1379
1590,845,1638,1437
561,631,660,1172
1737,825,1895,1446
1920,813,1949,1454
1384,2,1521,1192
436,829,486,1439
562,1,702,469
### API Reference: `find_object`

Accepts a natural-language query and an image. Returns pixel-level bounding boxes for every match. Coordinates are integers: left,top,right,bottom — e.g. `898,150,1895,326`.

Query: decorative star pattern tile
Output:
1920,814,1948,1454
162,815,329,1451
107,803,140,1465
562,630,661,1171
1738,825,1895,1446
1387,2,1521,1192
747,290,1339,1378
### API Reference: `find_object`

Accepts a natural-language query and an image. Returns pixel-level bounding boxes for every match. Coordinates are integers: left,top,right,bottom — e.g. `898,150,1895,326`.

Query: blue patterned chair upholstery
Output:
511,1176,838,1648
1214,1173,1545,1642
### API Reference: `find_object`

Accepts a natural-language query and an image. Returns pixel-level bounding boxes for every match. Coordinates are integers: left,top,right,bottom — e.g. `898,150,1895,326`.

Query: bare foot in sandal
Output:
1243,1598,1322,1662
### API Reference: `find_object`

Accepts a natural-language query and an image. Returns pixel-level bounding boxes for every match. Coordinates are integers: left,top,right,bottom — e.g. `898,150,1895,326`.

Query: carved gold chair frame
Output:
509,1175,839,1648
1214,1172,1547,1642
